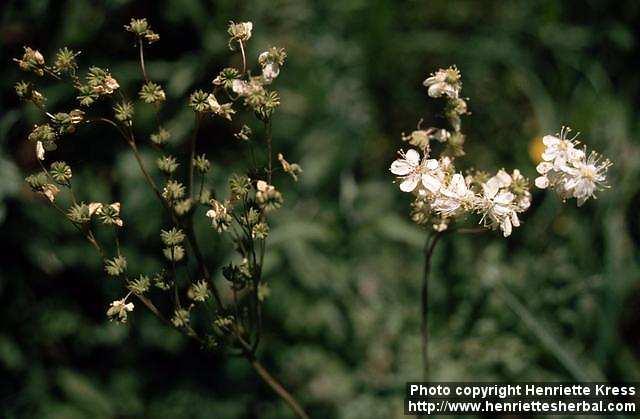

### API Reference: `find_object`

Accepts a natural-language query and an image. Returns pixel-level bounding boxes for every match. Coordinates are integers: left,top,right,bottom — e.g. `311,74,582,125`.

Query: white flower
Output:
511,169,532,212
390,149,442,193
231,78,264,98
484,169,512,196
259,51,280,84
36,141,45,160
540,127,584,168
262,62,279,83
432,173,474,216
232,79,249,95
422,67,461,98
107,297,134,323
562,152,611,206
476,171,520,237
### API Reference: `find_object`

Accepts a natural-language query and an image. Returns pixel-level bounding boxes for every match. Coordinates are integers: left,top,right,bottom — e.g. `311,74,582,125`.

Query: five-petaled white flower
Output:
432,173,474,216
540,127,584,167
562,152,611,206
477,170,520,237
390,149,442,193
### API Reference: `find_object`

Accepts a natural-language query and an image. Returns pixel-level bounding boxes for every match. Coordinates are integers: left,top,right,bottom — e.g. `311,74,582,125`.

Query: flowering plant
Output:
16,18,308,418
390,66,612,379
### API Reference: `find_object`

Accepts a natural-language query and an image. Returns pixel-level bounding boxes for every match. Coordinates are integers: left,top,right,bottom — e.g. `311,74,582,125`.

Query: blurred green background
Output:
1,0,639,418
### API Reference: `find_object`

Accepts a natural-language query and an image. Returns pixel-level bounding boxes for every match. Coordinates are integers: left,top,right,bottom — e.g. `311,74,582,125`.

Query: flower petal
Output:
405,149,421,166
494,191,515,205
536,162,553,174
534,176,549,189
543,135,560,146
424,159,439,170
421,173,441,193
449,173,467,196
390,159,414,176
399,175,419,192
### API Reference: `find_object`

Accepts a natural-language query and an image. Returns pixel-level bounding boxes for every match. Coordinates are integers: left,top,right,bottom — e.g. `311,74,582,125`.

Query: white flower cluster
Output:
392,67,612,237
391,66,531,237
534,127,611,206
390,148,530,236
390,67,611,237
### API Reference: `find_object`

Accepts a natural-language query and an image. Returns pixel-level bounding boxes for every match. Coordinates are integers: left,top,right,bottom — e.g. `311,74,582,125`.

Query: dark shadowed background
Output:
1,0,639,418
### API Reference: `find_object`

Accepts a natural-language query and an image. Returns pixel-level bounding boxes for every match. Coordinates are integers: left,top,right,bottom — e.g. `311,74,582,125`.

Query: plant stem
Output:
188,113,201,199
138,39,149,82
233,335,309,419
250,358,310,419
421,231,443,381
238,41,247,74
265,120,273,183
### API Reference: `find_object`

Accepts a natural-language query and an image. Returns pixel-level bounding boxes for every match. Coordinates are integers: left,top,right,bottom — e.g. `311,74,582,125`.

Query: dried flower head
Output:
213,67,240,89
157,155,179,174
227,21,253,49
67,202,91,224
194,154,211,173
278,153,302,181
125,18,160,43
188,280,210,302
206,200,232,232
189,90,210,112
15,47,45,76
54,47,79,74
50,161,72,185
160,227,185,246
140,81,166,104
105,255,127,276
114,101,134,124
128,275,151,295
96,202,124,227
171,308,190,327
252,222,269,239
151,128,171,145
86,67,119,95
162,180,186,201
107,297,134,323
255,180,283,211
